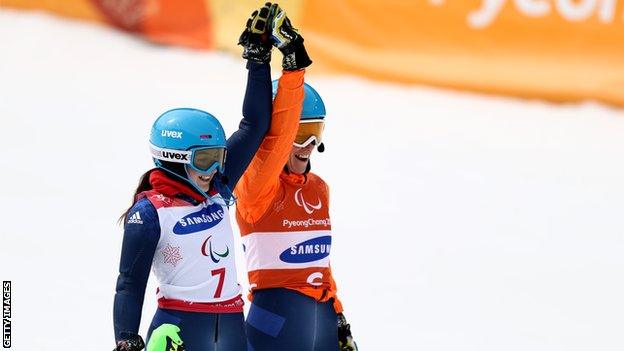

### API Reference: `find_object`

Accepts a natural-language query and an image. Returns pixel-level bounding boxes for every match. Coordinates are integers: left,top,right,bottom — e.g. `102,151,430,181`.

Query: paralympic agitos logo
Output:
294,188,322,214
201,235,229,263
173,204,225,235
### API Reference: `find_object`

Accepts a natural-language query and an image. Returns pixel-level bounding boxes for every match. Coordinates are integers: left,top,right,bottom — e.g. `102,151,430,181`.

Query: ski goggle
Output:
150,145,226,175
294,119,324,148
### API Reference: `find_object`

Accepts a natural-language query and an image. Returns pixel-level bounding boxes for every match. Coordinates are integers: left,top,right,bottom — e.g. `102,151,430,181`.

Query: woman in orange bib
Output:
234,6,357,350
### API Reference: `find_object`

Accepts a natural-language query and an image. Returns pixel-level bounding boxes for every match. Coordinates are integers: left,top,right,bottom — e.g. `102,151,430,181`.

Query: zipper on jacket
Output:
214,314,220,349
312,299,318,350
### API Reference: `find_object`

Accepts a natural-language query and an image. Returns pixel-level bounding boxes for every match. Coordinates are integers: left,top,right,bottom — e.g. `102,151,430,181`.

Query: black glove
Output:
269,6,312,71
337,313,358,351
113,333,145,351
238,2,274,63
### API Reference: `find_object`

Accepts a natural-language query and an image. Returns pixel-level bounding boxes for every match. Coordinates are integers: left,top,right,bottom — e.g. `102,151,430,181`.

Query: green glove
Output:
146,324,185,351
238,2,274,63
338,313,358,351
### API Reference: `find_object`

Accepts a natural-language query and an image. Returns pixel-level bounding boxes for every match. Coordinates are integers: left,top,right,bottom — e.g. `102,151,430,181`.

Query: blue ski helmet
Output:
150,108,226,151
149,108,227,193
271,81,326,120
272,80,327,161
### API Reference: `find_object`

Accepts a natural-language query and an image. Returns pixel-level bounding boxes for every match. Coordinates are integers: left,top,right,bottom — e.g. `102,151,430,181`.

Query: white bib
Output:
148,193,240,303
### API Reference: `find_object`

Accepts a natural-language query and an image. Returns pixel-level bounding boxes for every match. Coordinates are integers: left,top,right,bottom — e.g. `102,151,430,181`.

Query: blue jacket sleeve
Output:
223,61,272,191
113,198,160,342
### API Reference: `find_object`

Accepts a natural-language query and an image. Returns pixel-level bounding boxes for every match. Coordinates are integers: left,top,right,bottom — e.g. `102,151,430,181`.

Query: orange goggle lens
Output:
294,120,324,147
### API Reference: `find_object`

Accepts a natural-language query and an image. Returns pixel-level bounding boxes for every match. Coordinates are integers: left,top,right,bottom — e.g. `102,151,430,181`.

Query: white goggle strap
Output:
150,145,192,164
300,119,323,124
293,135,320,148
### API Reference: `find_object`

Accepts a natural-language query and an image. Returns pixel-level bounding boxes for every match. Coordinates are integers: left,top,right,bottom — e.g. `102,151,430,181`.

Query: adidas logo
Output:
127,211,143,224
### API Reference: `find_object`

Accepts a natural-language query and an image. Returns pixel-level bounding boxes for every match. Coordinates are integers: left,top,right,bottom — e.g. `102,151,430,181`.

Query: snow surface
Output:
1,9,624,351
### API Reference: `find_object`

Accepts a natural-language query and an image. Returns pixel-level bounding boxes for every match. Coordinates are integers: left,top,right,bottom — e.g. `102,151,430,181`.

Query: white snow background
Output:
1,9,623,351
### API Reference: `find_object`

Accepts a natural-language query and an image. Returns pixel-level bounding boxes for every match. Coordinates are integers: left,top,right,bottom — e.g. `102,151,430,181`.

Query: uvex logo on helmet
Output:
161,151,188,161
294,188,322,214
151,146,191,162
161,130,183,139
173,204,225,235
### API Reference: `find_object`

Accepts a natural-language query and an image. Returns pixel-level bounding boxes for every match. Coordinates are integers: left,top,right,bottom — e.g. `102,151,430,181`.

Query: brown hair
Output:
118,169,156,225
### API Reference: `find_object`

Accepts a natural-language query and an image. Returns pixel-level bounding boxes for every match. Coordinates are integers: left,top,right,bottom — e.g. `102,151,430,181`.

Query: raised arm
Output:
234,70,304,222
113,198,160,345
221,4,277,192
234,5,313,223
222,61,272,190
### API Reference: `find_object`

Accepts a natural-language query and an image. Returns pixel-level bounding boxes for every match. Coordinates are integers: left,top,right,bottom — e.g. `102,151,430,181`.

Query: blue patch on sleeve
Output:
246,303,286,338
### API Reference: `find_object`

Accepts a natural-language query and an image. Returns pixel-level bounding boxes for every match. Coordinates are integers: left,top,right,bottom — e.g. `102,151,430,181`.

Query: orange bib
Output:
237,172,342,311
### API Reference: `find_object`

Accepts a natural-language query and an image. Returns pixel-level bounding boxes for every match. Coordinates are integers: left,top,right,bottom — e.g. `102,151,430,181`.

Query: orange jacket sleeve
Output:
235,69,305,223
